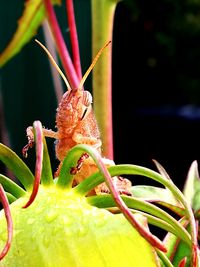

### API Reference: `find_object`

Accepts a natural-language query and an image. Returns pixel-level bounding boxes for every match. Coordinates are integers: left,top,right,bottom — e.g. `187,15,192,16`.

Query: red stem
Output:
23,121,43,208
66,0,82,80
0,185,13,260
43,0,79,90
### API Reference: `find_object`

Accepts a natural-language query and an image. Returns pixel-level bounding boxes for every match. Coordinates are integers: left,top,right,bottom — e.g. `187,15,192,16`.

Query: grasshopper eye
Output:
82,91,92,107
81,108,88,120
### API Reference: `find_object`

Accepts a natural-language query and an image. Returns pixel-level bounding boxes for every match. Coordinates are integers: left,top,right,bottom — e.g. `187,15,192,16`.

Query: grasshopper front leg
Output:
22,126,59,157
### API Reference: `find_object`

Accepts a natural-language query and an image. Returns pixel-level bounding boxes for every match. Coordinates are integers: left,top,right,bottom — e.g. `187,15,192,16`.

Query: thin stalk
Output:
92,0,121,159
43,0,79,89
66,0,82,80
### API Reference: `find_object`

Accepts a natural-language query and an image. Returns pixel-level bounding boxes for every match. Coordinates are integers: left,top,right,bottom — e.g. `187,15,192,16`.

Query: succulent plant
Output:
0,121,199,266
0,121,162,266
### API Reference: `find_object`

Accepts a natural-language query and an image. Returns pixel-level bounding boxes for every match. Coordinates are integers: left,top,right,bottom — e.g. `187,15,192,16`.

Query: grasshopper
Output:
23,40,132,195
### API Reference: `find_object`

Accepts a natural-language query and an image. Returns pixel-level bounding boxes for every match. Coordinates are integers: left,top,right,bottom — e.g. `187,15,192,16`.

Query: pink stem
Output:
23,121,43,208
66,0,82,80
43,0,79,90
0,185,13,260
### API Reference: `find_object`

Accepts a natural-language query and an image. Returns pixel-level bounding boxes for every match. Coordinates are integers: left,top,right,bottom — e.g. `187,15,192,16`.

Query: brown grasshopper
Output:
23,40,132,195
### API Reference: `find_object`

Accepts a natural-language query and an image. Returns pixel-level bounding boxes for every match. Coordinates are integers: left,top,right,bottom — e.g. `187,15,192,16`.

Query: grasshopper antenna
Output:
78,41,111,90
35,39,71,91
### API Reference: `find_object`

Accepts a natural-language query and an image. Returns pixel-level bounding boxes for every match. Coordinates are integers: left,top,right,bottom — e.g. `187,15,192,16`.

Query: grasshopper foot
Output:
22,126,34,158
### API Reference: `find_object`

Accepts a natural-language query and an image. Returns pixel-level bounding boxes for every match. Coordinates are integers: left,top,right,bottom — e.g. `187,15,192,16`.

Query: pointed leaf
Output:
40,137,53,186
0,174,26,198
5,193,17,204
170,236,191,267
0,0,61,67
183,161,200,211
130,185,185,216
163,219,192,267
0,143,34,190
156,250,174,267
156,202,185,217
130,185,182,206
153,159,172,180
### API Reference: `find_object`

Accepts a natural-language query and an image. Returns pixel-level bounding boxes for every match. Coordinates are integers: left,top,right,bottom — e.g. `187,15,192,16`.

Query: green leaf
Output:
0,174,26,198
183,160,200,212
156,250,174,267
56,144,83,188
5,193,17,204
41,137,53,186
163,219,191,267
130,185,184,216
130,185,181,206
153,160,172,180
0,0,61,67
0,143,34,190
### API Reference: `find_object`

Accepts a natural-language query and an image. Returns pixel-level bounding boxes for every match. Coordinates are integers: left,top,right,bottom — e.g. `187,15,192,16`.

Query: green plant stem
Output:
92,0,120,160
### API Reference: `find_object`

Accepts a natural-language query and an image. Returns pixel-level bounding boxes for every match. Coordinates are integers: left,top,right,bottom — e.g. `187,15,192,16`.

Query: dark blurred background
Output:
1,0,200,190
